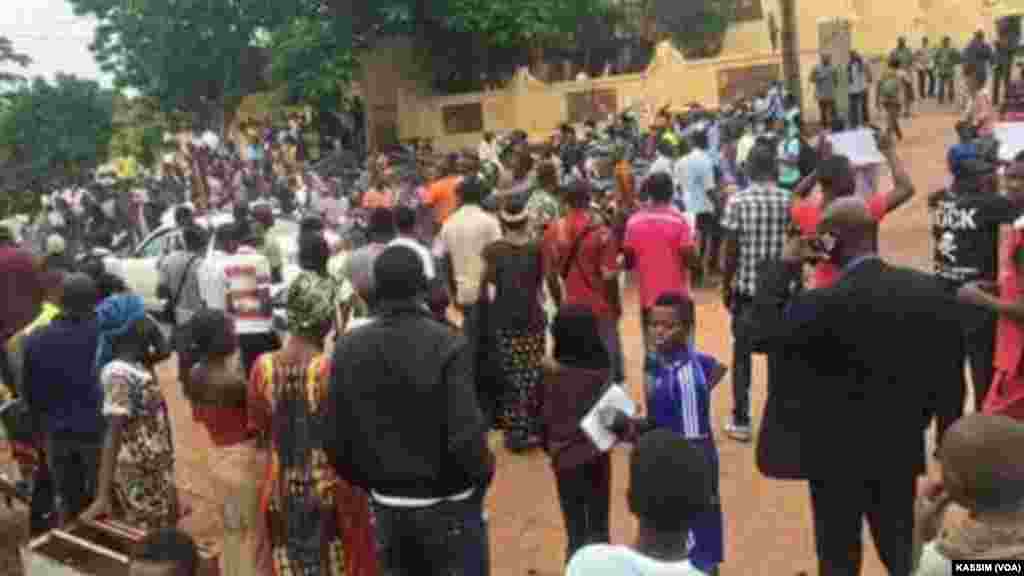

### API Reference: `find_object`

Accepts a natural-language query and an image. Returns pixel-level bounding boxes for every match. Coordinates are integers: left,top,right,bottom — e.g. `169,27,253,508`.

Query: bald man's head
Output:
939,414,1024,513
816,197,876,267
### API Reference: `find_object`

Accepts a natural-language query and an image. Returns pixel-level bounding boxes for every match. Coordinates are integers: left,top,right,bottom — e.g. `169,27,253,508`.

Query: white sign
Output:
826,128,885,166
994,122,1024,162
580,384,637,452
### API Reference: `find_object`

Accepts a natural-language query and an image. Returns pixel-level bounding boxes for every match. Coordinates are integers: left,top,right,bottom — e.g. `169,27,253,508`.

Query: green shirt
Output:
892,46,914,69
935,46,960,76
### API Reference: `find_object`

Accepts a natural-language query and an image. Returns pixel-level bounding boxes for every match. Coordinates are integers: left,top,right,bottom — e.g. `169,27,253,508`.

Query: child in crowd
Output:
566,429,715,576
611,292,727,574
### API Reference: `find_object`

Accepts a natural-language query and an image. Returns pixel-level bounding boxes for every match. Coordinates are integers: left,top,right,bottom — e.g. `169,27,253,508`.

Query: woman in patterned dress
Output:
247,274,375,576
479,193,548,452
82,293,178,530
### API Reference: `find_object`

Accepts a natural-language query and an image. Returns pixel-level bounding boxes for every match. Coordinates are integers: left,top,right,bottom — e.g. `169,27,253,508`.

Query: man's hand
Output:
957,281,997,307
782,234,812,264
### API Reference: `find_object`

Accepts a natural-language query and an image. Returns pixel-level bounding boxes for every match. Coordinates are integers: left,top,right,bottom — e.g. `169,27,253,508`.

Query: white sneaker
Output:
723,418,752,442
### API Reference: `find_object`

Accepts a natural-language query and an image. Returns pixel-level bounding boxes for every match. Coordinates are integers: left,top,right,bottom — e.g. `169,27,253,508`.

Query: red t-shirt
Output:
791,191,888,288
543,211,620,318
623,206,695,309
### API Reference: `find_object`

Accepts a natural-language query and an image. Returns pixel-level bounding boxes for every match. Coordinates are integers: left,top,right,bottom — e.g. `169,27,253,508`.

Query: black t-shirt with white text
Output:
930,190,1021,289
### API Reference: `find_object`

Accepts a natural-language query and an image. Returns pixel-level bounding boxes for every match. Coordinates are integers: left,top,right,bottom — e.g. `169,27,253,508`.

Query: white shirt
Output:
388,236,436,280
736,133,757,167
677,149,716,215
436,205,502,306
567,544,707,576
198,247,274,334
649,155,674,178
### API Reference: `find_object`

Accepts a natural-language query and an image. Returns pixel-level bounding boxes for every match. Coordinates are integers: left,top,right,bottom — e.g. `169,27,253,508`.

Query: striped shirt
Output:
645,349,721,440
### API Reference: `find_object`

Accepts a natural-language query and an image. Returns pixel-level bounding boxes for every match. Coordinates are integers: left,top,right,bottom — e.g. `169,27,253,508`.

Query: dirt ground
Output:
0,102,963,575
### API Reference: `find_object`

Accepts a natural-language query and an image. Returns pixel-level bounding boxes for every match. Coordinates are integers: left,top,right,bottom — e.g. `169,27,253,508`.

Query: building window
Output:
733,0,764,22
442,102,484,134
567,89,618,124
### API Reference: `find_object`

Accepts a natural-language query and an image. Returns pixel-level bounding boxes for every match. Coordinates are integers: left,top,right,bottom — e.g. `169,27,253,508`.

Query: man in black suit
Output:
751,198,964,576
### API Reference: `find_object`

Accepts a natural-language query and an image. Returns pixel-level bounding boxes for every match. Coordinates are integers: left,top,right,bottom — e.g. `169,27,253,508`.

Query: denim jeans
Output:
373,494,489,576
730,299,756,426
48,432,102,521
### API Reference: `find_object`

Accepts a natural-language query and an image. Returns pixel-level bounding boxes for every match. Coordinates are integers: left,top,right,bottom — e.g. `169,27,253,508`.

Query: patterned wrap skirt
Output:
493,323,546,435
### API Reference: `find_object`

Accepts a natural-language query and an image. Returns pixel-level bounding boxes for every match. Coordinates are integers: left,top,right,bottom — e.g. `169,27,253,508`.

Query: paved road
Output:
0,103,963,575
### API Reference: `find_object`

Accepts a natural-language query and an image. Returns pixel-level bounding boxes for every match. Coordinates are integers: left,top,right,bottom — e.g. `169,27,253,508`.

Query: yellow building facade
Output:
361,0,1024,152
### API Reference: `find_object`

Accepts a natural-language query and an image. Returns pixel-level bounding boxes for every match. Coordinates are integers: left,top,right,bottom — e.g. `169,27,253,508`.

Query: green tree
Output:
651,0,735,59
67,0,302,132
0,75,114,216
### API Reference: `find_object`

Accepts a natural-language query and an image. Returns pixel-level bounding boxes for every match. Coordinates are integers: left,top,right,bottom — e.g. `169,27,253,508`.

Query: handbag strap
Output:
171,254,201,312
561,222,601,280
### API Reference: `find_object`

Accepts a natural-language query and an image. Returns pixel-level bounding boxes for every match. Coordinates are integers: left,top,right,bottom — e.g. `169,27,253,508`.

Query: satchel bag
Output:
159,254,200,327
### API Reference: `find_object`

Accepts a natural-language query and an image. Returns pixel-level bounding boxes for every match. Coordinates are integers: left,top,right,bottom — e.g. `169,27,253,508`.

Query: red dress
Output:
984,228,1024,419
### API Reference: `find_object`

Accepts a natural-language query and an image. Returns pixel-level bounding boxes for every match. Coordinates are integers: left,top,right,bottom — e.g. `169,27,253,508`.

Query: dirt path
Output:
0,103,962,575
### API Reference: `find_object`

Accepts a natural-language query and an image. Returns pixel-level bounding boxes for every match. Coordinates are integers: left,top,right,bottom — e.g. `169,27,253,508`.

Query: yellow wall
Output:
362,0,1012,152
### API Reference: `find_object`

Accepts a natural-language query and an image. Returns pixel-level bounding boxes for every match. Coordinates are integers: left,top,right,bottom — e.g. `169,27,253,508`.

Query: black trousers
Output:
808,473,917,576
553,454,611,563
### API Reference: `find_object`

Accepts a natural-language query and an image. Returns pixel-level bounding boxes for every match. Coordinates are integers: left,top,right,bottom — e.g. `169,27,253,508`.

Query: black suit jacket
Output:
751,257,965,480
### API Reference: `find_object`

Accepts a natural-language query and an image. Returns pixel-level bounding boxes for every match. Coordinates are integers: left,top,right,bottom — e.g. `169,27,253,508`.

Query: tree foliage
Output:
268,7,356,106
0,36,31,92
651,0,735,59
0,75,114,216
67,0,301,131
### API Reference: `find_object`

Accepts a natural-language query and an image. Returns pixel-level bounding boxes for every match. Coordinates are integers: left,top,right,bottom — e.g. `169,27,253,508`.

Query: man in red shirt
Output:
544,180,623,382
790,137,915,289
622,173,699,342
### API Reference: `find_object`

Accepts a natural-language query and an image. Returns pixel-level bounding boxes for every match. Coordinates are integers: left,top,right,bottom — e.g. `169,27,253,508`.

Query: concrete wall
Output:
361,0,1016,152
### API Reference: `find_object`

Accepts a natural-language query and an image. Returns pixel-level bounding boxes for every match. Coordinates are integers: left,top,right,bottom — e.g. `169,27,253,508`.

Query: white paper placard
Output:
580,384,637,452
826,128,885,166
994,122,1024,162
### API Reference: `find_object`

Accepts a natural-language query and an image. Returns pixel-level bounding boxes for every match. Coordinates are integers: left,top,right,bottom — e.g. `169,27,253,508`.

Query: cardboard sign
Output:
994,122,1024,162
826,128,885,166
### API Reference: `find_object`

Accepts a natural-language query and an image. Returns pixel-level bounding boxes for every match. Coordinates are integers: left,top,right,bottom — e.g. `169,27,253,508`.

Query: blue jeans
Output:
373,494,489,576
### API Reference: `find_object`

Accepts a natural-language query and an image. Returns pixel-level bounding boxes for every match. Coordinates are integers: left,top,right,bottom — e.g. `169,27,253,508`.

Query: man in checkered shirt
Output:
720,142,792,442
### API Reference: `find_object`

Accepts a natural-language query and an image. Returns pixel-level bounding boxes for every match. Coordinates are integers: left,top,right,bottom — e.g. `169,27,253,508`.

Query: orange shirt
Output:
420,175,461,225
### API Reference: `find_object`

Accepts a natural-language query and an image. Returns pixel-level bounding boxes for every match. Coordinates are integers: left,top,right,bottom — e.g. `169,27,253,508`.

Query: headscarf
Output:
285,272,340,341
95,293,146,371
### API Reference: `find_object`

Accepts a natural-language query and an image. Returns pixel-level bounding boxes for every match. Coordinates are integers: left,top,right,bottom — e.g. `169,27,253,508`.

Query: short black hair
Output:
690,130,709,150
457,175,486,205
629,429,713,532
174,206,195,228
374,245,427,302
368,207,396,238
300,215,325,236
818,154,855,198
645,172,674,204
394,205,417,234
298,233,330,273
132,528,199,576
656,139,677,158
747,142,778,182
182,225,205,253
653,292,695,327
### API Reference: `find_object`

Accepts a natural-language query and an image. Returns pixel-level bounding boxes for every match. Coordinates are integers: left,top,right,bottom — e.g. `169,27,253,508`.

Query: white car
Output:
104,208,342,312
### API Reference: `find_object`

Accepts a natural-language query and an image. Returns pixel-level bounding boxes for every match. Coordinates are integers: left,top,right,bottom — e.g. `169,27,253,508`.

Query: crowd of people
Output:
5,40,1024,576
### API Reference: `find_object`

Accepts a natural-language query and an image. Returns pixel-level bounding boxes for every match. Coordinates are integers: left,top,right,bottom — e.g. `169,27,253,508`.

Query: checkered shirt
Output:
721,182,792,298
